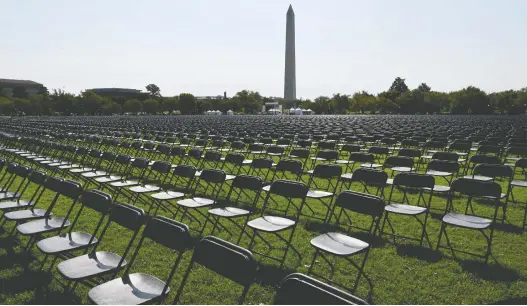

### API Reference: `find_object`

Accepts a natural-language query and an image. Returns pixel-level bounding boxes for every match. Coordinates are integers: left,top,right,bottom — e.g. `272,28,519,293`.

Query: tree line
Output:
0,78,526,116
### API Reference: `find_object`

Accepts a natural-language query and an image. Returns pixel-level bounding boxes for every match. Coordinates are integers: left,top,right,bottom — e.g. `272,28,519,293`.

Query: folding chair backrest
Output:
312,164,342,178
252,158,273,169
59,180,83,199
290,148,310,158
110,203,145,231
204,151,222,161
44,176,66,193
397,148,421,158
224,153,244,165
276,160,303,175
171,146,186,157
317,150,339,160
267,146,285,154
200,169,227,183
143,216,190,252
131,157,149,168
432,151,459,162
369,146,389,155
116,154,131,164
515,158,527,169
14,164,31,178
451,178,501,198
28,170,47,185
269,180,308,199
151,161,172,173
232,175,263,191
335,191,384,218
393,173,434,189
384,156,413,168
470,154,501,165
275,273,367,305
427,160,460,173
101,151,116,162
81,190,113,215
473,164,513,179
349,152,374,163
350,168,388,186
191,236,256,286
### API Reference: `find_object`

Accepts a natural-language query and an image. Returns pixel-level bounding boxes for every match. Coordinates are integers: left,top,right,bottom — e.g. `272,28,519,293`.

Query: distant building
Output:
87,88,143,97
195,95,224,100
0,78,43,98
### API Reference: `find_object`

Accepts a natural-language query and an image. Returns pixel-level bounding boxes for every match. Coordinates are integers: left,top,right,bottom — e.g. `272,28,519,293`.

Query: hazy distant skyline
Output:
1,0,526,99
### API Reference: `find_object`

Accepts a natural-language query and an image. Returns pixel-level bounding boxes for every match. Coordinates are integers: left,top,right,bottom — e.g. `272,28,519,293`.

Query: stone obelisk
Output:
284,5,296,101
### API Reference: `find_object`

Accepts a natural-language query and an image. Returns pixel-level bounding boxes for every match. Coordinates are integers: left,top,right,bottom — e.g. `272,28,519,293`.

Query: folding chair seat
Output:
448,141,471,157
127,161,173,211
382,156,414,176
336,144,361,173
176,169,226,234
503,146,527,166
382,173,435,247
13,180,82,250
436,178,502,262
88,216,191,305
423,140,447,155
274,273,367,305
207,175,263,243
107,158,150,199
81,151,117,179
56,203,145,285
174,236,257,304
0,162,26,201
93,154,132,185
0,170,46,213
425,160,460,192
246,180,308,268
36,190,113,256
57,147,90,170
309,191,384,292
340,168,389,197
69,149,103,174
305,164,341,221
266,145,286,161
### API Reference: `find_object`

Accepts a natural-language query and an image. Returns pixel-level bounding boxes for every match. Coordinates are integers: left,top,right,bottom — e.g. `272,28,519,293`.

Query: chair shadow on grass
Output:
460,260,524,282
255,262,296,287
492,296,527,305
396,243,443,263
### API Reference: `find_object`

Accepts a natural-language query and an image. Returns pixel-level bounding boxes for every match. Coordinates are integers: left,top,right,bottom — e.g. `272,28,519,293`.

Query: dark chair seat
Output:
88,273,168,305
57,251,126,281
151,190,185,200
17,217,70,235
311,232,369,256
36,232,98,254
0,191,21,200
177,197,215,208
442,212,492,230
385,204,427,215
208,207,250,218
247,216,295,232
4,209,48,221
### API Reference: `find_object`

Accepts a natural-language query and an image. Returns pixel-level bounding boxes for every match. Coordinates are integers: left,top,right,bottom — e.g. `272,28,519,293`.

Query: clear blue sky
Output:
1,0,526,99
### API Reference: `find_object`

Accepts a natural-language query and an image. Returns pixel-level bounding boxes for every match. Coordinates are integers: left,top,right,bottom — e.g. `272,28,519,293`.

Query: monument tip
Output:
287,4,294,13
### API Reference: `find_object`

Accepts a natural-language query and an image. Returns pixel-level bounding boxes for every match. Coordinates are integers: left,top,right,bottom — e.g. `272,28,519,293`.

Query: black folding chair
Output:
274,273,367,305
246,180,308,268
88,217,191,305
305,164,342,221
174,236,257,304
309,191,384,292
436,178,502,263
340,168,389,198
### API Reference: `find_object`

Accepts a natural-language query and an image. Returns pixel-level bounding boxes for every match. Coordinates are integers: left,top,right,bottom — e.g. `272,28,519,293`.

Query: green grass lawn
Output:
0,144,526,304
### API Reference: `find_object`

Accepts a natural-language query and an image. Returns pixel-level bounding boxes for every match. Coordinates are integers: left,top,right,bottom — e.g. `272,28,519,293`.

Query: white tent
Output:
294,107,303,115
304,109,313,115
289,107,295,115
227,109,234,115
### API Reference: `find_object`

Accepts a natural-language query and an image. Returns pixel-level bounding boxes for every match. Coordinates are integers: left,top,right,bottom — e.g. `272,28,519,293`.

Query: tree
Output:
449,86,491,114
352,91,376,114
142,98,160,114
161,97,178,113
233,90,263,114
312,96,330,114
49,89,76,115
0,97,15,115
101,100,122,115
197,99,213,113
13,98,32,115
331,93,351,114
424,91,449,113
145,84,161,98
178,93,197,114
418,83,431,93
78,90,104,115
389,77,409,95
123,99,142,114
38,86,49,96
396,89,425,114
12,86,28,99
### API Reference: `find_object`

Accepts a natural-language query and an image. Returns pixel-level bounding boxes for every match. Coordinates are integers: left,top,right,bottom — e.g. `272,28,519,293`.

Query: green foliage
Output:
13,98,32,115
179,93,197,115
101,100,122,115
142,98,160,114
161,97,178,113
233,90,262,114
312,96,330,114
123,99,142,114
450,86,491,114
418,82,432,92
389,77,409,95
77,90,104,115
0,97,15,115
12,86,28,99
331,93,350,114
145,84,161,98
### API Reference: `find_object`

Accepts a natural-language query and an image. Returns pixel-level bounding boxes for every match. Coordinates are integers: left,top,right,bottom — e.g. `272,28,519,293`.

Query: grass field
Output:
0,142,526,305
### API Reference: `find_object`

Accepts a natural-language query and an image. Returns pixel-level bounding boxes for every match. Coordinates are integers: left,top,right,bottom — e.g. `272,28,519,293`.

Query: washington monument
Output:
284,5,296,101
